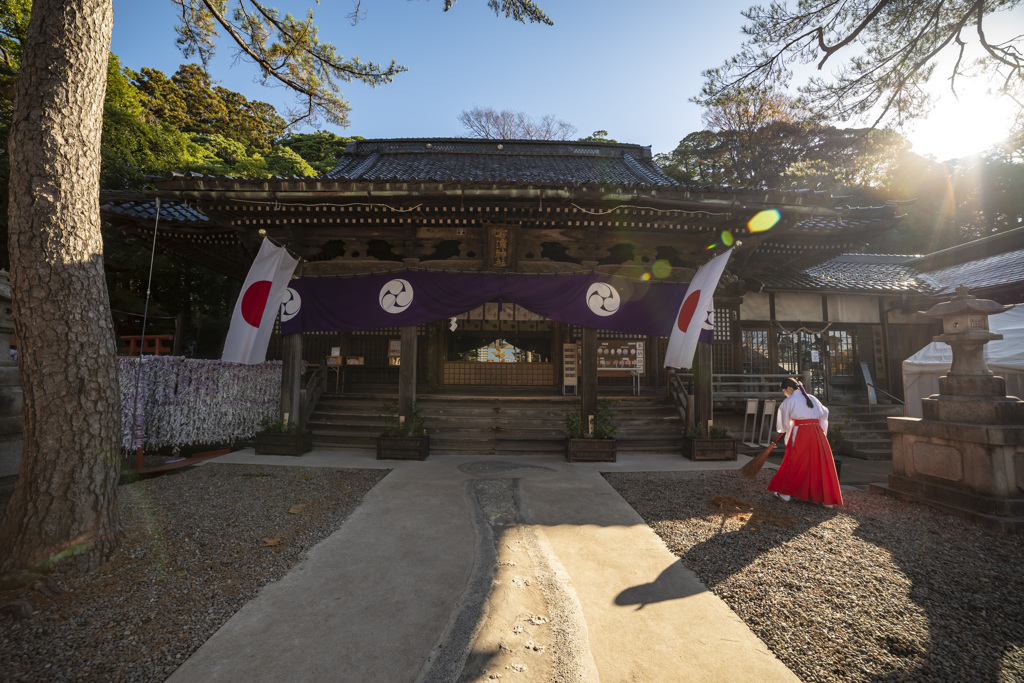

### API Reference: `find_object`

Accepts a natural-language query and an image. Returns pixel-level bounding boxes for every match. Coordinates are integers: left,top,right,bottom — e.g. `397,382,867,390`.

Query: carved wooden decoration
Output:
486,225,517,271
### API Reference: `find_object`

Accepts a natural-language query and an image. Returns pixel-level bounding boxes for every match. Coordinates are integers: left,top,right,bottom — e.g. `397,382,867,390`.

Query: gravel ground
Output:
604,470,1024,683
0,463,389,683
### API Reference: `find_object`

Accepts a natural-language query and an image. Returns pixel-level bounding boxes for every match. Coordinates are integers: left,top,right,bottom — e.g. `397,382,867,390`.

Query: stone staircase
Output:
833,404,904,460
308,393,685,456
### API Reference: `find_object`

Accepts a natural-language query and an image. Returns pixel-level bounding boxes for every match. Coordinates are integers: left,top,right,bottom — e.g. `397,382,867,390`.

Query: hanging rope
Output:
128,198,162,469
775,320,832,335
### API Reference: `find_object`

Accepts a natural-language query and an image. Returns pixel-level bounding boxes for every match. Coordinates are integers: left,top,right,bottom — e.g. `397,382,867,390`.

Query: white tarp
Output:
902,306,1024,417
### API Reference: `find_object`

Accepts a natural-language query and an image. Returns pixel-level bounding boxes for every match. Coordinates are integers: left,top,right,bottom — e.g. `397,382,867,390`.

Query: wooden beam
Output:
281,333,303,427
693,342,713,429
580,327,597,434
398,325,418,420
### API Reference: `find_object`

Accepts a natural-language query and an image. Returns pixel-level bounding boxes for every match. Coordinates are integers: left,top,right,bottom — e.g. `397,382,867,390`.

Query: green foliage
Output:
173,2,409,127
0,0,29,73
829,409,853,452
130,64,287,155
656,120,911,192
578,130,617,143
276,131,362,174
468,0,552,25
565,398,620,440
260,415,301,434
265,145,316,177
381,402,426,438
101,56,211,190
686,422,733,439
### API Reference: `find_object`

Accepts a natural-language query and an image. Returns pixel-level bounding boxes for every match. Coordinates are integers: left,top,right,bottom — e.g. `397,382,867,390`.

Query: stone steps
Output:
833,404,904,460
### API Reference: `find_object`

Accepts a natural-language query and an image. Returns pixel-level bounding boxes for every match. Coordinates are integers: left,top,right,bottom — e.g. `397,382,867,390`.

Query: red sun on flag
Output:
240,280,272,327
676,290,701,332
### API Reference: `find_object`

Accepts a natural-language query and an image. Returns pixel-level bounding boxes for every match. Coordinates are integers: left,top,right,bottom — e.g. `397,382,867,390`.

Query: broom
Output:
738,432,786,479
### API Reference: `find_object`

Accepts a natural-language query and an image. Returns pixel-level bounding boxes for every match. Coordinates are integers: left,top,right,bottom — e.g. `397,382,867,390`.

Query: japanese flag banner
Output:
222,238,299,364
664,248,733,370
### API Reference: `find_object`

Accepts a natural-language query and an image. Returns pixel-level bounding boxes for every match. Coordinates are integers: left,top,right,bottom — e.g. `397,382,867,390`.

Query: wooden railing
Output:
672,372,793,400
119,334,173,357
667,369,692,428
299,366,323,428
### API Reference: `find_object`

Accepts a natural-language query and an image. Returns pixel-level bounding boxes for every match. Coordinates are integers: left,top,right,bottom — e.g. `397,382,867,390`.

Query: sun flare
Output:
908,86,1018,161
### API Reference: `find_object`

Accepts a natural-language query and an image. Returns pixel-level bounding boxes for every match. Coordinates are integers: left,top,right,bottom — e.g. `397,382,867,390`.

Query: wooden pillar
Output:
280,332,303,426
431,320,445,389
645,335,661,394
693,341,713,429
173,313,183,356
398,324,418,418
552,321,564,388
580,327,597,433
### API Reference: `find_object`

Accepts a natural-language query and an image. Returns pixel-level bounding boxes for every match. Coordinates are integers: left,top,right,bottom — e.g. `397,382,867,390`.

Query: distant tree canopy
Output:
578,130,618,143
698,0,1024,133
276,131,363,175
656,122,910,192
100,62,363,186
660,85,1024,255
458,106,577,140
130,64,287,155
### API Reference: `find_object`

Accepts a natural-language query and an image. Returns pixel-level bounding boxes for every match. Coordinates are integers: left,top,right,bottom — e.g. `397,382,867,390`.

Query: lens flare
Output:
748,209,781,233
721,230,734,247
641,272,651,281
652,259,672,279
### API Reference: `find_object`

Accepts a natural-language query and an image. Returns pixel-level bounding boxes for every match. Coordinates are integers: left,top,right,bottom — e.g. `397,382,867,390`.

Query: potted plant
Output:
376,401,429,460
683,422,737,461
255,415,312,456
565,397,620,462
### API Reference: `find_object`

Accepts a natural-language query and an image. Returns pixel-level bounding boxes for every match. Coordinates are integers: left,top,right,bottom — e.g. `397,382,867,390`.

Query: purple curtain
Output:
279,271,690,337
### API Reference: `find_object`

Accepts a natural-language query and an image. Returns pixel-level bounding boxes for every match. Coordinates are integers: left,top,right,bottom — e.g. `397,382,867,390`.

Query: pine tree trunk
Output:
0,0,119,574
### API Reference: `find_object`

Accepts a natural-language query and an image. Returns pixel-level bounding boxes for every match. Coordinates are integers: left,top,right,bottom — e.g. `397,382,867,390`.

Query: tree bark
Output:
0,0,119,574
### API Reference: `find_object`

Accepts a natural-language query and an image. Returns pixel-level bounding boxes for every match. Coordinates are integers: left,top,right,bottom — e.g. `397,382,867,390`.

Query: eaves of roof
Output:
755,253,938,294
906,226,1024,270
918,248,1024,296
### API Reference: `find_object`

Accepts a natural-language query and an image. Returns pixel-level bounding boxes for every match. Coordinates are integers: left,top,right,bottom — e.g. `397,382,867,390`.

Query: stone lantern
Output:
928,284,1006,377
879,286,1024,532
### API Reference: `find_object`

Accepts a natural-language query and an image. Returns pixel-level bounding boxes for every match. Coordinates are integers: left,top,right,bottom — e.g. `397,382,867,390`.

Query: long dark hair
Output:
781,377,813,408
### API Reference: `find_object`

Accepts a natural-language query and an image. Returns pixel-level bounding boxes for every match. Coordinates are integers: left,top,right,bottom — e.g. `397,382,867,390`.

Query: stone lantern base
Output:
873,398,1024,534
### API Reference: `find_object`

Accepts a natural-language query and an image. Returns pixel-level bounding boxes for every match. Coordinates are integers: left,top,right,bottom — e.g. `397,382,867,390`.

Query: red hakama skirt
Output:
768,419,843,506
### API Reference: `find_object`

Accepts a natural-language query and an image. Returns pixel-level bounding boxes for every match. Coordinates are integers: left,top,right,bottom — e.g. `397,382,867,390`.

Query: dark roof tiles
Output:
323,138,679,187
100,199,209,224
760,253,937,293
919,248,1024,295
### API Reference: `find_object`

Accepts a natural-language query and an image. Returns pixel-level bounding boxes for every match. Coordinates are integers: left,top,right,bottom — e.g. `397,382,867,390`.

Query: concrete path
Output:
167,449,849,682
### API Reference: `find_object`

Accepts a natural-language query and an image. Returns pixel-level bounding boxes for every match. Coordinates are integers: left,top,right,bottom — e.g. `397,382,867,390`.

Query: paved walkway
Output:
168,449,889,682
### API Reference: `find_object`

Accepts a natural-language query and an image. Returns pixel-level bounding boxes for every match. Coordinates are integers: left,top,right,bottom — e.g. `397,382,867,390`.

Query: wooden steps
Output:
308,394,685,456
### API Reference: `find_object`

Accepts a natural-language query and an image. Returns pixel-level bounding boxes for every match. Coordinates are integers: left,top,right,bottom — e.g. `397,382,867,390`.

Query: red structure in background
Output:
120,335,173,357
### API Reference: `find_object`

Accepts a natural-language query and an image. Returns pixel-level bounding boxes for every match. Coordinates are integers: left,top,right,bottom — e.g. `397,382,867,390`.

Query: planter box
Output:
377,435,430,461
255,431,312,457
566,437,617,462
683,437,737,461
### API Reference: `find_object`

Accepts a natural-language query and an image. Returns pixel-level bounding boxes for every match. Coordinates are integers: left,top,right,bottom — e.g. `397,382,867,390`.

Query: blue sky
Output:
109,0,1020,161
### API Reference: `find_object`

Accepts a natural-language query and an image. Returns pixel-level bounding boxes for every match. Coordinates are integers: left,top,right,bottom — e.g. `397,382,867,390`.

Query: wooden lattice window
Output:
827,329,857,377
712,306,736,373
742,329,771,374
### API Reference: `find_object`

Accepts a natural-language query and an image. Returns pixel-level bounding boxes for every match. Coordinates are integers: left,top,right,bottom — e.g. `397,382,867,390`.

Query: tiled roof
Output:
759,253,937,293
322,138,679,187
919,248,1024,295
791,205,901,233
100,199,209,223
